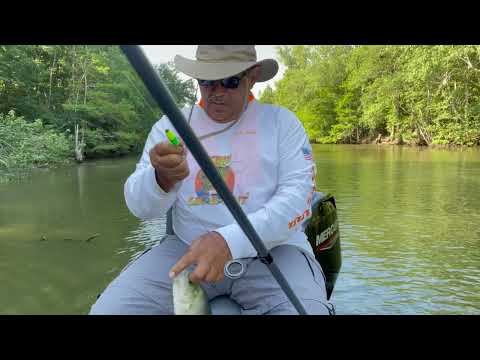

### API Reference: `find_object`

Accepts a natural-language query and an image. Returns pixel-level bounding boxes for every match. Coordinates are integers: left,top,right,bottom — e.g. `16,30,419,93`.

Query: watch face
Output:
225,260,244,279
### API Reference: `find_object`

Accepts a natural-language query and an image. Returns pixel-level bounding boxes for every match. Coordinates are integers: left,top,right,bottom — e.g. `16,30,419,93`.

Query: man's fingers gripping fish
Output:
172,270,211,315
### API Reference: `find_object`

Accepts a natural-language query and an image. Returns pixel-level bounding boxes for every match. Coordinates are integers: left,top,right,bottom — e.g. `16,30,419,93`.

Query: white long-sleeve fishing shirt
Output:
124,99,317,260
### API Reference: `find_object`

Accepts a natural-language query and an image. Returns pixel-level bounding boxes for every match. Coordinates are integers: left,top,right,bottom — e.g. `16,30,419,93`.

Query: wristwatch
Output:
224,259,246,279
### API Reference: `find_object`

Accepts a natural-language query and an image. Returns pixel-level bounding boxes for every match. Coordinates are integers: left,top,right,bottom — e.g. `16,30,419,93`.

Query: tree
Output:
156,62,197,108
0,45,197,164
261,45,480,146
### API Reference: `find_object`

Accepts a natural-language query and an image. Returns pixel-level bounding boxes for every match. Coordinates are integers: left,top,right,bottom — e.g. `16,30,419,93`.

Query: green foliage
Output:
0,45,197,171
82,128,144,158
156,62,197,108
0,110,73,171
258,85,276,104
261,45,480,146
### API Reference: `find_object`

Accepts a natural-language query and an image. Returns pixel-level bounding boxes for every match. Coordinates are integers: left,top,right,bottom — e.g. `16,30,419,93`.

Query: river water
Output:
1,145,479,314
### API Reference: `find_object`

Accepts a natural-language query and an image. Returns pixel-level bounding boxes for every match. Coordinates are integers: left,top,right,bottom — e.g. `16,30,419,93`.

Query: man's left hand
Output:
169,232,232,284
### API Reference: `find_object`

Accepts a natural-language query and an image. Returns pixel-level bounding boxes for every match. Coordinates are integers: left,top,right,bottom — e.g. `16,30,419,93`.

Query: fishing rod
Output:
120,45,307,315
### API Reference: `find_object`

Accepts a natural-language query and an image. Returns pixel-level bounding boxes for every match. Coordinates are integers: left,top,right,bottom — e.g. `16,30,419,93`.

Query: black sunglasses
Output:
197,71,248,89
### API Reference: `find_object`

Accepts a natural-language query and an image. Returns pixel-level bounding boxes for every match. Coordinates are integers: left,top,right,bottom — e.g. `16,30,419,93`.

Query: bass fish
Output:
172,270,211,315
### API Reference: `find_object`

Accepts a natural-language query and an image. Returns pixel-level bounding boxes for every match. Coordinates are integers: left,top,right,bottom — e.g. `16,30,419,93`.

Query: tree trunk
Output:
71,46,85,162
75,123,84,162
417,125,431,146
83,45,88,105
84,69,88,105
47,49,57,110
70,45,77,104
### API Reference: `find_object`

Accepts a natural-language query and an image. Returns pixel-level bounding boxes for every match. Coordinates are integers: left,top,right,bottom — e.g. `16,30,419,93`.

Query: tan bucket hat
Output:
174,45,279,82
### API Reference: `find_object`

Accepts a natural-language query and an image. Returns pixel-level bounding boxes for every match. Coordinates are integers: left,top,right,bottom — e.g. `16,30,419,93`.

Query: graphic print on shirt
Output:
187,155,249,206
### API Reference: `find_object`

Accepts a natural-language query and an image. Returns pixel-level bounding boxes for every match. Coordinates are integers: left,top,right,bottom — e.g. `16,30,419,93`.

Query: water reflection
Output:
318,145,480,314
119,216,167,262
1,147,479,314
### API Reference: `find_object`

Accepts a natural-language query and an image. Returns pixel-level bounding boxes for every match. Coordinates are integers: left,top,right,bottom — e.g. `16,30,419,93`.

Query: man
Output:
90,45,331,315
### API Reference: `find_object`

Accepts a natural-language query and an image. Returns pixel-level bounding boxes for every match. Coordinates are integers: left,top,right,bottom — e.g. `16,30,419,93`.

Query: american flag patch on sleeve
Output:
302,146,313,161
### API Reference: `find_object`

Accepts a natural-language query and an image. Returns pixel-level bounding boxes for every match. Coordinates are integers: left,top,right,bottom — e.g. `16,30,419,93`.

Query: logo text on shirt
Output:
288,209,311,229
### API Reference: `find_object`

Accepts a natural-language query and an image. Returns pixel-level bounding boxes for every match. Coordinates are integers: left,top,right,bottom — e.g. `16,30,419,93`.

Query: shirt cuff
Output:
215,223,257,260
148,165,182,196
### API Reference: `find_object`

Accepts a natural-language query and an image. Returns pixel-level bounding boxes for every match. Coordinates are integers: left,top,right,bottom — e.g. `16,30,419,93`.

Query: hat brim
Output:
174,55,278,82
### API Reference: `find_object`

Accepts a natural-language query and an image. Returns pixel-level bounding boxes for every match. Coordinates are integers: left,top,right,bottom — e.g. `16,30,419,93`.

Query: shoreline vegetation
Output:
1,45,479,180
0,45,195,178
259,45,480,148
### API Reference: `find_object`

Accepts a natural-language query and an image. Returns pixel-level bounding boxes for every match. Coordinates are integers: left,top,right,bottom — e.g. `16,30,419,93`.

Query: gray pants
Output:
90,235,331,315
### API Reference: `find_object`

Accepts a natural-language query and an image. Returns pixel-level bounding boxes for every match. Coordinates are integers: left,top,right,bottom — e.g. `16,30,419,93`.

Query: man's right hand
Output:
149,141,189,193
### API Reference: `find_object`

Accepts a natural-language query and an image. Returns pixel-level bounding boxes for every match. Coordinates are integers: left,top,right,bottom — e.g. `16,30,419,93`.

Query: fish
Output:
172,270,211,315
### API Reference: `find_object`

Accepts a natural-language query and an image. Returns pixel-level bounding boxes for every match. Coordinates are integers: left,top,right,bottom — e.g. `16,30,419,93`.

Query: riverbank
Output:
313,139,480,150
305,125,479,148
0,110,141,181
3,139,480,185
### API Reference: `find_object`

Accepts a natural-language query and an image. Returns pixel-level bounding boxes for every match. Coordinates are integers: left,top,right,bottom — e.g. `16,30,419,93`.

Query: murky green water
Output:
1,145,479,314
